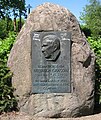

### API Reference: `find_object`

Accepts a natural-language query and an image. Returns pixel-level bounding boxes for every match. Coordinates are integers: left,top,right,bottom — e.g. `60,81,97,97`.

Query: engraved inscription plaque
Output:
31,31,71,93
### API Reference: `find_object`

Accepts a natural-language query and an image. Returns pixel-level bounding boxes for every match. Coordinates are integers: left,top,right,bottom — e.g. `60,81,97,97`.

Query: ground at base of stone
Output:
0,112,101,120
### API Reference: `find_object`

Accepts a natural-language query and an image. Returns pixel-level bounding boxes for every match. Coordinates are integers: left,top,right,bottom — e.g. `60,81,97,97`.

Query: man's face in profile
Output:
41,35,60,60
41,39,55,58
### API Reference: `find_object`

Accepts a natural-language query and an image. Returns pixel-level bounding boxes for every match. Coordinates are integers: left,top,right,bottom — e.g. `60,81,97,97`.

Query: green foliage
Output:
0,19,14,39
80,0,101,38
0,19,8,39
0,18,25,39
88,37,101,67
0,62,17,113
0,32,18,114
0,0,26,18
80,25,91,37
0,32,16,62
16,18,25,32
81,0,101,105
87,37,101,104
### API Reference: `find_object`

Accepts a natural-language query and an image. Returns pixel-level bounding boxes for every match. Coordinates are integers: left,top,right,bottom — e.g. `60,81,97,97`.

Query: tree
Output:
80,0,101,38
0,19,13,39
0,0,26,31
11,0,26,31
0,0,26,18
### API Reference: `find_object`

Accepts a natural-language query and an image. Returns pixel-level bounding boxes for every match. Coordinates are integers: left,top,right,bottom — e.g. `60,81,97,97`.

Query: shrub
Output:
87,37,101,105
81,25,91,37
0,32,16,63
0,32,18,114
0,19,13,39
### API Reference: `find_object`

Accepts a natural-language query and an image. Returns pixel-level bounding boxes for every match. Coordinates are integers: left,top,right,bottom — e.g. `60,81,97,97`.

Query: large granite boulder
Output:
7,3,95,118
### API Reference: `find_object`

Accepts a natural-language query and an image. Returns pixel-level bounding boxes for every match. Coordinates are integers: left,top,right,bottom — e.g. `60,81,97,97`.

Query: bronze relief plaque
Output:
31,31,71,93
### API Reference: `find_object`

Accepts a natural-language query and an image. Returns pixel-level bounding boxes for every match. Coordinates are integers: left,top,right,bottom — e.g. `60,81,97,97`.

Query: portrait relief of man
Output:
41,34,61,61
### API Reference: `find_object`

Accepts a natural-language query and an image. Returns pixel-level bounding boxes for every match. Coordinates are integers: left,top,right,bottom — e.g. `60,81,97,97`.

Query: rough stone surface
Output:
7,3,95,118
1,112,101,120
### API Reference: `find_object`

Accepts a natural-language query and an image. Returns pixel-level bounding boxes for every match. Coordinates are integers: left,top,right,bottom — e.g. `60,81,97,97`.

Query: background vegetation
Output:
0,0,101,114
80,0,101,109
0,32,17,113
0,0,26,114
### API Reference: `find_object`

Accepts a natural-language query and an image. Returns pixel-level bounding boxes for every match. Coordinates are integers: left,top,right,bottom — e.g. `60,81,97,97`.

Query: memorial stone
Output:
7,3,95,118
